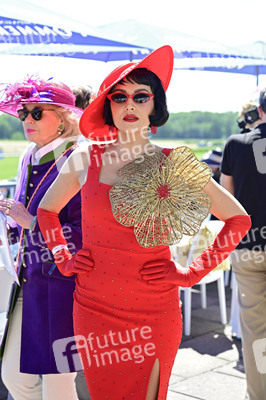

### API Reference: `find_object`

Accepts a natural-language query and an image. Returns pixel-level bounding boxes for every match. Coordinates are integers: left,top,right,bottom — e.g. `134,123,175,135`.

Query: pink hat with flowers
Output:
0,75,83,118
79,45,174,141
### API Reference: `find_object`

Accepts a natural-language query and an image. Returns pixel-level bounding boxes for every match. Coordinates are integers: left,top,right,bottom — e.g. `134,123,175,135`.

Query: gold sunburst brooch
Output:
109,146,212,248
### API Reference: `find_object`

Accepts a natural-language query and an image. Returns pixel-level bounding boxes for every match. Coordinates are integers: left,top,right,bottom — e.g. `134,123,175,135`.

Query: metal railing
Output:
0,181,16,198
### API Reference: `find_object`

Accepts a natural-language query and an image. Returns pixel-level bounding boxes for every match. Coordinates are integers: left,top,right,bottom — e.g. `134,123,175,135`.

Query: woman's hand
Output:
140,259,187,285
54,248,95,277
140,215,251,287
0,198,34,229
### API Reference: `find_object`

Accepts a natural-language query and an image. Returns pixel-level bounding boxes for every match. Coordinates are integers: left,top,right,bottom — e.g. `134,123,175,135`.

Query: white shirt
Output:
16,137,70,184
31,137,68,165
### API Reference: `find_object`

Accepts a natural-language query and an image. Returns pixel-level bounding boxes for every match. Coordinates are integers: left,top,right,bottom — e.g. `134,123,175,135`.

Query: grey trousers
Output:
76,371,91,400
231,249,266,400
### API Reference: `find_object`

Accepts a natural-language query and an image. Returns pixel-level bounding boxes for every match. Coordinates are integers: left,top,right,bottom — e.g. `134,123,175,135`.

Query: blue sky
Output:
0,0,266,113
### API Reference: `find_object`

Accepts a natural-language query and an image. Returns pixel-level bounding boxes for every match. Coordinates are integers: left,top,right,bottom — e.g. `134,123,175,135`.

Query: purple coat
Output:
0,143,82,374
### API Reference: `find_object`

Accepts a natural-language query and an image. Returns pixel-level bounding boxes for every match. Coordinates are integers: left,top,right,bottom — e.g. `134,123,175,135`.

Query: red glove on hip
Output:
140,214,251,287
37,208,94,277
53,248,94,277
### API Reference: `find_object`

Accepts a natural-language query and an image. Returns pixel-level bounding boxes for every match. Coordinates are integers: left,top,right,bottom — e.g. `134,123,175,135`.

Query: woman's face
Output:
19,103,62,147
109,80,155,137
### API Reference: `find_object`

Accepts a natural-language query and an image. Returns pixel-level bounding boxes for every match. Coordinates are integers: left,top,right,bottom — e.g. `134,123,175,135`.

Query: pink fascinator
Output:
0,75,83,118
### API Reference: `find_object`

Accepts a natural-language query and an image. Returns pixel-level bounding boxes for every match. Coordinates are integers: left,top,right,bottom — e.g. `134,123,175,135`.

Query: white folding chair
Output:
0,242,17,340
180,270,227,336
171,220,229,336
0,266,13,341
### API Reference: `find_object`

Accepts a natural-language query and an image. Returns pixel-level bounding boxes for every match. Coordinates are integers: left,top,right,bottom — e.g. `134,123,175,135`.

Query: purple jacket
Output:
0,143,82,374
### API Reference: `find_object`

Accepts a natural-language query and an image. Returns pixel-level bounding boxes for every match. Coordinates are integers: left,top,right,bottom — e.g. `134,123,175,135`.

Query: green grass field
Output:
0,149,215,180
0,138,225,181
151,138,224,161
0,140,27,180
0,157,19,180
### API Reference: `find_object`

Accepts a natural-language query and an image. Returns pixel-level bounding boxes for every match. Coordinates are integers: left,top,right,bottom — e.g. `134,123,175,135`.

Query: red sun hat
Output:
79,45,174,141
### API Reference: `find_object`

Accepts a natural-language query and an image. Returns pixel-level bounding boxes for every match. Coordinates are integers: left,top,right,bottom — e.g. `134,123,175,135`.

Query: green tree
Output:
0,114,25,140
157,111,239,139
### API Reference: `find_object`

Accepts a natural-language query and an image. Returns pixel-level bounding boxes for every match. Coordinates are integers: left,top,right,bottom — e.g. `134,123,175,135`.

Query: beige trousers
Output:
1,295,78,400
231,249,266,400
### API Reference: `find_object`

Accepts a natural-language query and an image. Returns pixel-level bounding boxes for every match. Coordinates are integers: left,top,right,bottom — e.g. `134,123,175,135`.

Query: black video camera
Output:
237,106,260,133
243,107,260,125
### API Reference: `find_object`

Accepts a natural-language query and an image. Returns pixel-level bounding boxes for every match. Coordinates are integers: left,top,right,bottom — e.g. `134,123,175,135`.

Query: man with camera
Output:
221,90,266,400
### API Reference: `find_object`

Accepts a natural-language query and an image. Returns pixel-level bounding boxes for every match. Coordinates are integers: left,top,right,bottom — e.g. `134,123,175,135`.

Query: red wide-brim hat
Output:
79,45,174,141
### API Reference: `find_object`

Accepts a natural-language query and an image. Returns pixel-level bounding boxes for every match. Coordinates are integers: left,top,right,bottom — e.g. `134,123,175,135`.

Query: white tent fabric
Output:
0,15,150,62
97,19,266,83
0,2,266,84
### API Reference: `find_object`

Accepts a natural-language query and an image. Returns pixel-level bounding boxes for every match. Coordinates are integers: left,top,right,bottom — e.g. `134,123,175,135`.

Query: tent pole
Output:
256,65,259,86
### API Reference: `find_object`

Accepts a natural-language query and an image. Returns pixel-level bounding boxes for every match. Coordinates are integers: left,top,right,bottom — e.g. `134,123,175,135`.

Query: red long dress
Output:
73,144,182,399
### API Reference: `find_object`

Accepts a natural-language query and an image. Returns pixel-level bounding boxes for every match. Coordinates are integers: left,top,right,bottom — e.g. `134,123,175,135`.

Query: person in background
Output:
236,100,261,134
71,85,92,110
37,46,250,400
0,76,84,400
202,148,223,184
201,148,223,220
221,91,266,400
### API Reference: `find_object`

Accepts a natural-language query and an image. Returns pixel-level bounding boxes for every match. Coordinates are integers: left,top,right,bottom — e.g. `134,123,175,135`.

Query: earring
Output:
151,126,157,134
58,124,63,135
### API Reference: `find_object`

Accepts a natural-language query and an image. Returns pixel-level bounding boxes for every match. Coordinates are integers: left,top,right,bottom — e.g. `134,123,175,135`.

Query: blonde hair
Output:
34,79,80,142
53,106,81,141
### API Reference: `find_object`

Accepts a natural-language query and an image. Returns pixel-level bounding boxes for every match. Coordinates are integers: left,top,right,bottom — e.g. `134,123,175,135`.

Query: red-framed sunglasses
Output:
107,92,154,104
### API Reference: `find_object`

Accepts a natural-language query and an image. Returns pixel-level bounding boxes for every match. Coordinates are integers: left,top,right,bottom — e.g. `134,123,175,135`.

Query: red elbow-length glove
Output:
140,214,251,287
37,208,94,277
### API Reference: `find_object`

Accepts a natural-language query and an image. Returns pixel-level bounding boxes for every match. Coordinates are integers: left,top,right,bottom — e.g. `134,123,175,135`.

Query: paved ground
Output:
0,280,247,400
167,282,246,400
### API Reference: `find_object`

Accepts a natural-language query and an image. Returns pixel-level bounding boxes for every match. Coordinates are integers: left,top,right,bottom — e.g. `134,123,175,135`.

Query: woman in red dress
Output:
37,46,251,400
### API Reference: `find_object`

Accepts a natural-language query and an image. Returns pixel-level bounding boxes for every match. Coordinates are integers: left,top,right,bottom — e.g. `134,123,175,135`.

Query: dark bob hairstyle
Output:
103,68,169,128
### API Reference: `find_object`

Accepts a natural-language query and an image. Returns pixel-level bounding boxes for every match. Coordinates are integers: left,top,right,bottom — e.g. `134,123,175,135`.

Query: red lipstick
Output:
123,114,138,122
